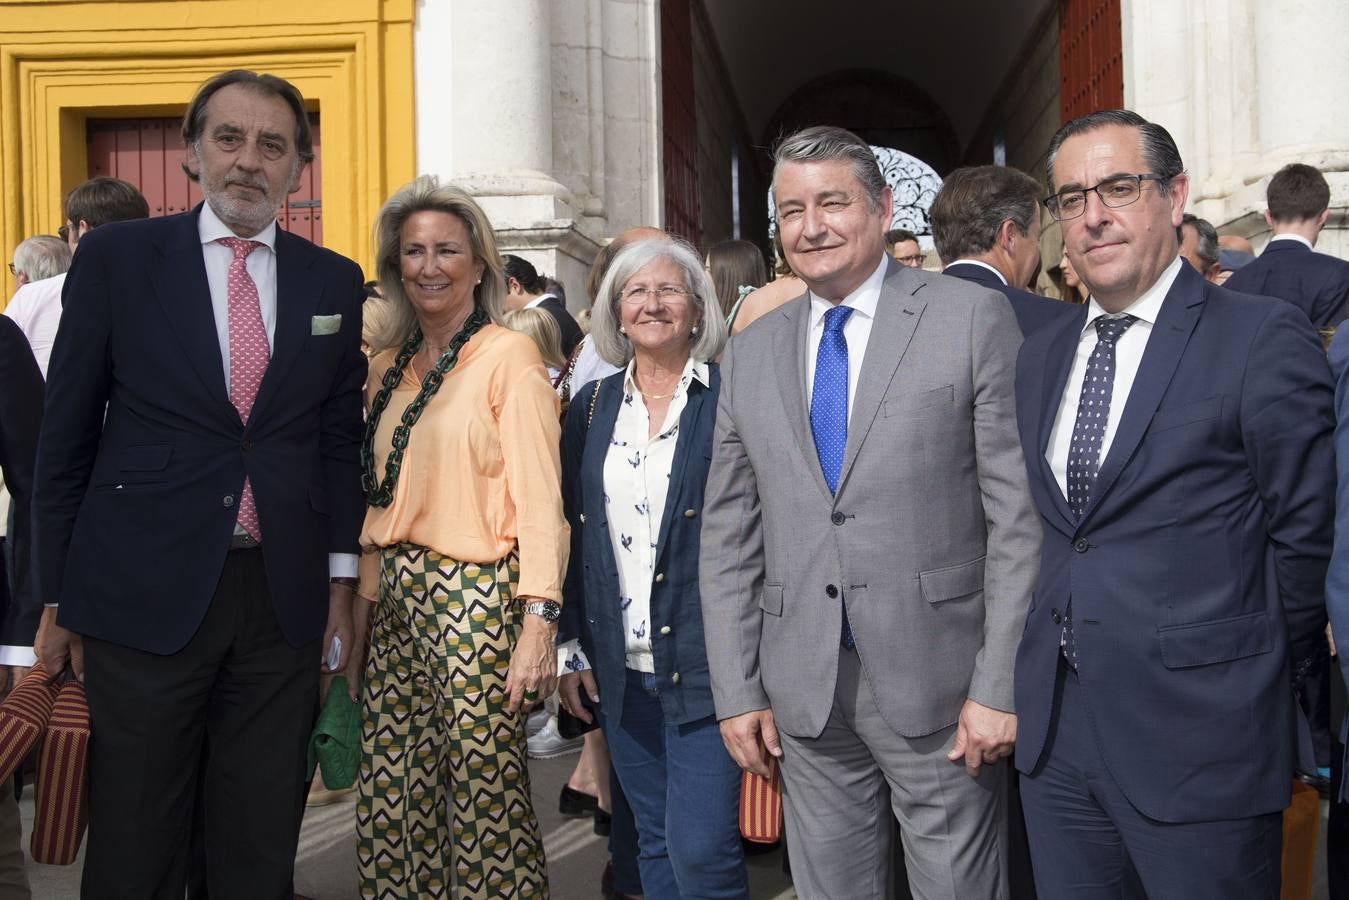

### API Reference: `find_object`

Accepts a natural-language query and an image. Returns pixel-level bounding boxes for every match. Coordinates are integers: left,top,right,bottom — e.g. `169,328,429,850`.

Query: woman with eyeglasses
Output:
557,238,748,899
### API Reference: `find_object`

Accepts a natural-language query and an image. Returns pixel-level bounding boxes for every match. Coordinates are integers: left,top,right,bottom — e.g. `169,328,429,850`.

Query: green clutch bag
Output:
307,676,361,790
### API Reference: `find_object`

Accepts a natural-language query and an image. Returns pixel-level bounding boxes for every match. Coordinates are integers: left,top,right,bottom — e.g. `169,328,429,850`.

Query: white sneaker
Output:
526,708,551,739
527,717,584,759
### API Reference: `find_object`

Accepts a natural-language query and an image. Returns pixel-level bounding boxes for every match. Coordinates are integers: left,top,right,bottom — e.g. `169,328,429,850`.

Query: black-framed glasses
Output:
6,263,16,277
1044,174,1168,221
58,224,69,244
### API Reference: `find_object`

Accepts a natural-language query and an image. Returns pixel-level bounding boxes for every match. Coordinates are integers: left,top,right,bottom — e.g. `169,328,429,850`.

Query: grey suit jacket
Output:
699,261,1040,739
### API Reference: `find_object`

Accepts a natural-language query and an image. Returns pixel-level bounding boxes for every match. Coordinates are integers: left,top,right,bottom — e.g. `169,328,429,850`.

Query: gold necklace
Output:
641,389,673,400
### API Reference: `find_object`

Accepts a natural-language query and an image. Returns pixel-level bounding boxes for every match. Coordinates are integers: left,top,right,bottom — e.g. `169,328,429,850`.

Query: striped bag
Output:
0,664,59,782
738,757,783,843
30,677,90,865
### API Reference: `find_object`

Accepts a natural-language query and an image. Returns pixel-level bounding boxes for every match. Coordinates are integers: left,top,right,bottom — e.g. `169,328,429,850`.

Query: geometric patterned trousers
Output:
357,545,549,898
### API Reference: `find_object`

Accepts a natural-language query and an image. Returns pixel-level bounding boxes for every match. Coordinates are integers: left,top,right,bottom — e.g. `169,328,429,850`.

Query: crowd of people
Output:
1,66,1348,900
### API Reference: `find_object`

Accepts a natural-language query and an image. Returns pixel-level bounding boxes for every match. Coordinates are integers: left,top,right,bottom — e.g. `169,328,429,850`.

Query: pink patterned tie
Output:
218,237,269,541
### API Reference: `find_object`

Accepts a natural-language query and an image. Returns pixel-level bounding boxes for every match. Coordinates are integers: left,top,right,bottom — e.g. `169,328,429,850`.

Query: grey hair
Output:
1180,213,1220,269
11,235,72,281
589,238,727,367
1046,109,1185,194
368,175,506,353
772,126,887,213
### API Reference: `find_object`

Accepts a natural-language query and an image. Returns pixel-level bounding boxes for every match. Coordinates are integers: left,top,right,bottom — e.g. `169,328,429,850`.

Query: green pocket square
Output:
311,314,342,336
308,676,360,790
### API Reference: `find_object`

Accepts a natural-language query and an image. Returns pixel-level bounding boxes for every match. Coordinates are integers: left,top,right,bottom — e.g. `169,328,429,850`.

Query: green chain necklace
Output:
362,306,489,507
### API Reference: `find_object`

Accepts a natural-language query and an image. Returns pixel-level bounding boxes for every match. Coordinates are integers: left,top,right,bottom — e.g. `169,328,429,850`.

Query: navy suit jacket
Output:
943,262,1073,337
558,365,720,726
32,207,368,654
1225,238,1349,329
0,318,45,647
1013,261,1334,822
1323,329,1349,802
537,295,584,358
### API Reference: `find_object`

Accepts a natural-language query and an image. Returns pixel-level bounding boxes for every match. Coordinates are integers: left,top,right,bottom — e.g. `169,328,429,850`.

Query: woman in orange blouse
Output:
350,175,567,898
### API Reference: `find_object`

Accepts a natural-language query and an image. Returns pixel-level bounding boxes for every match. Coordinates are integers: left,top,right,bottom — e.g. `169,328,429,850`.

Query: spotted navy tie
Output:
218,236,270,541
1061,313,1136,667
810,305,855,649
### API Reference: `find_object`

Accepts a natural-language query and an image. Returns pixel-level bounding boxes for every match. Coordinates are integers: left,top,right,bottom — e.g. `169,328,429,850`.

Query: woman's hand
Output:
558,670,599,724
505,612,558,714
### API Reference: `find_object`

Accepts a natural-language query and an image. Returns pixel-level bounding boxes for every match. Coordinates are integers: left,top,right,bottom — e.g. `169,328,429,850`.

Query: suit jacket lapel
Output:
774,294,833,500
250,230,321,425
150,212,236,424
1035,309,1084,530
836,263,924,495
1079,265,1206,527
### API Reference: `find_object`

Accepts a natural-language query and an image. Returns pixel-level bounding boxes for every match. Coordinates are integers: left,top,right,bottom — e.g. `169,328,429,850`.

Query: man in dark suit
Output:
503,253,584,356
1013,109,1334,899
931,164,1073,338
1226,163,1349,329
32,70,367,899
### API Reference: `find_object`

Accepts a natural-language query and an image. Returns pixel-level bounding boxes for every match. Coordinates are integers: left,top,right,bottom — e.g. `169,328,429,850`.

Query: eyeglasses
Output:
58,224,69,243
6,263,16,277
1044,174,1168,221
620,285,691,303
895,252,924,266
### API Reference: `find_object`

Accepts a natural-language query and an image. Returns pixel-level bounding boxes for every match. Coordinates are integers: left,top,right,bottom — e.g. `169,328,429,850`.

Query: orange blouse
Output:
357,323,568,602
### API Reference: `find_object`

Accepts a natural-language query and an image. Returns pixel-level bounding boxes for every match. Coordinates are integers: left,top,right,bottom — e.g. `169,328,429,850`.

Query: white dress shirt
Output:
198,204,356,578
523,292,556,311
944,258,1008,285
804,256,889,415
1268,233,1314,250
569,335,623,397
559,357,709,675
1047,256,1184,497
4,272,67,378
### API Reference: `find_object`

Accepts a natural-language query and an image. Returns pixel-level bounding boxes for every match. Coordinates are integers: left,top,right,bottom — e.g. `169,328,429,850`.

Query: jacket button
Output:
684,509,696,518
825,584,839,598
579,513,586,524
1073,538,1089,553
831,511,845,526
241,440,252,451
654,573,664,583
1051,608,1062,624
670,673,680,685
659,625,671,635
222,495,235,508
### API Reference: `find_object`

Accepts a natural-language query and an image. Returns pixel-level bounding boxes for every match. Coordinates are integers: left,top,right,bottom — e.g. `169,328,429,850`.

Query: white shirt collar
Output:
1270,233,1314,250
197,200,278,250
524,293,555,310
1083,255,1184,332
944,258,1008,285
622,354,710,394
808,256,889,326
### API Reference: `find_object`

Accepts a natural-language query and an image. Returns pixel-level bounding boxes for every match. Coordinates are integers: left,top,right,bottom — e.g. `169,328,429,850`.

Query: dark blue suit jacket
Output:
1013,262,1334,822
943,262,1073,337
1224,238,1349,329
558,365,720,726
32,207,368,654
0,318,45,647
1323,328,1349,801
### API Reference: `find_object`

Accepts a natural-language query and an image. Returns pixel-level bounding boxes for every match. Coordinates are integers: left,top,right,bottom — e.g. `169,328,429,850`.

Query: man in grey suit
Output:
700,125,1040,899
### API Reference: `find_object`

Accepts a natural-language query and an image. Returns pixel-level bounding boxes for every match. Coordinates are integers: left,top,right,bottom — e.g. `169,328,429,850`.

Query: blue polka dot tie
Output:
1061,313,1136,667
811,305,855,648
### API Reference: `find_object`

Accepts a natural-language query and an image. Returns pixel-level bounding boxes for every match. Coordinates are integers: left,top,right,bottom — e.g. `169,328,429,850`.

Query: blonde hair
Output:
368,175,506,352
504,307,567,371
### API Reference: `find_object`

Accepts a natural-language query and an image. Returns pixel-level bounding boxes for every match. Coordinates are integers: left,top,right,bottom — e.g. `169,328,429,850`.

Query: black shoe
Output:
559,785,600,817
593,809,612,836
600,861,639,899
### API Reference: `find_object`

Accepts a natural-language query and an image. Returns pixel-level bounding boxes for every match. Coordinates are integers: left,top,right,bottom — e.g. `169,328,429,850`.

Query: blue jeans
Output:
598,669,748,900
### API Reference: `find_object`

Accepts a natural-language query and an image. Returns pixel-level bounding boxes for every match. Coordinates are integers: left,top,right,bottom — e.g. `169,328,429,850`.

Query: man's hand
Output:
558,670,600,724
340,594,375,702
321,583,354,675
505,613,557,714
719,708,782,779
946,698,1016,778
35,607,83,681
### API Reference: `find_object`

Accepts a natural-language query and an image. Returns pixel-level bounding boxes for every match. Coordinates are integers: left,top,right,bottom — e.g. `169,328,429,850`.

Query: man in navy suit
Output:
1014,109,1334,899
1226,163,1349,329
931,164,1072,337
32,70,367,899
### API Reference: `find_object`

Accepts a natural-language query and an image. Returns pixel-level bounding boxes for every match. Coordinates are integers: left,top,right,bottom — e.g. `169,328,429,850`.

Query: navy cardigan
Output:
558,364,720,726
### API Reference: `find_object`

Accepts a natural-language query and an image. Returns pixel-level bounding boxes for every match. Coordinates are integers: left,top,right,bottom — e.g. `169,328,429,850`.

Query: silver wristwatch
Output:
522,600,562,623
